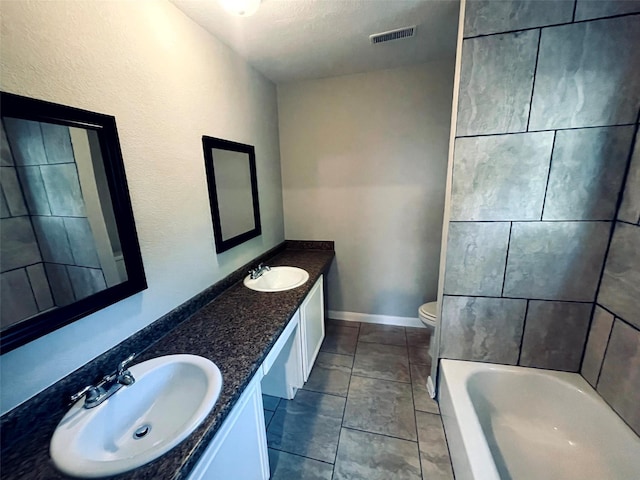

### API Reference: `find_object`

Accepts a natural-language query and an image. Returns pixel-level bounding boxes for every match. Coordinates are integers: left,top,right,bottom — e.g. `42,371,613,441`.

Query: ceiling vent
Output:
369,26,416,45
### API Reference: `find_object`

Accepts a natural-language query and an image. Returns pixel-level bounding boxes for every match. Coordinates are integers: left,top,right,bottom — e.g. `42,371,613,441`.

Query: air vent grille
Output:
370,26,416,44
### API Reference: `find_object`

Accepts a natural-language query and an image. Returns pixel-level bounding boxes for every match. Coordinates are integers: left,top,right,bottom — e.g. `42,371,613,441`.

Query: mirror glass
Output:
0,92,147,352
202,136,261,253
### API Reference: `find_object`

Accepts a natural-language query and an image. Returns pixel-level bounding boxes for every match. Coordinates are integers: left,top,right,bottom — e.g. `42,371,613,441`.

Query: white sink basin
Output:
243,266,309,292
50,354,222,478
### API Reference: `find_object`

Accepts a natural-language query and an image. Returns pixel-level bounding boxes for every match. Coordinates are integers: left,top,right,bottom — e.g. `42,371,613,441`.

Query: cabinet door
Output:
300,276,324,381
188,373,269,480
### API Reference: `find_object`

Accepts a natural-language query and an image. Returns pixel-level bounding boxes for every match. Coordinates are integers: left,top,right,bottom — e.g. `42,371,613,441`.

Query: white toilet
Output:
418,301,438,359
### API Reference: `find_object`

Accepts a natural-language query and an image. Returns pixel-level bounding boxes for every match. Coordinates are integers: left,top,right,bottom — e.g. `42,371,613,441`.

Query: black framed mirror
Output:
202,136,261,254
0,92,147,352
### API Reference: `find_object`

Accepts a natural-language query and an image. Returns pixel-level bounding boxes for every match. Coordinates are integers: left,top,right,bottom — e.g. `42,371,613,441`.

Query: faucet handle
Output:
118,353,136,374
70,385,97,404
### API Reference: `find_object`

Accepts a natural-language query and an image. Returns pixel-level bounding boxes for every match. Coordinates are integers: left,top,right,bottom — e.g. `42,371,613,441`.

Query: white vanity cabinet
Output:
300,276,325,381
188,274,325,480
187,371,269,480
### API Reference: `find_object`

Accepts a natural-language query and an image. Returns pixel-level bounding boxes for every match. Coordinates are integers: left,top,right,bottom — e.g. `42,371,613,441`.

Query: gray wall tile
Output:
529,16,640,130
64,217,100,268
464,0,574,37
1,122,14,166
67,266,106,300
618,131,640,224
0,269,38,329
3,117,47,166
26,263,54,311
40,163,86,217
456,30,539,136
16,166,51,216
40,123,74,164
0,216,41,272
444,222,510,295
44,263,75,306
581,306,614,386
0,166,28,216
520,301,592,371
598,222,640,328
31,216,74,265
440,296,527,364
503,221,610,301
0,190,10,218
597,320,640,436
451,132,554,220
575,0,640,21
543,126,634,220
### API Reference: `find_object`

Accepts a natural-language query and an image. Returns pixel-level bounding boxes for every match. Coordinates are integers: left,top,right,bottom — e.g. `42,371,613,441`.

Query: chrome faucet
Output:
70,353,137,409
248,263,271,280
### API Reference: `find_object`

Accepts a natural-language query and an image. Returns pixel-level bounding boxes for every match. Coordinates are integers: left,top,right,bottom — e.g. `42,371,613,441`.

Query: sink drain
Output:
133,424,151,439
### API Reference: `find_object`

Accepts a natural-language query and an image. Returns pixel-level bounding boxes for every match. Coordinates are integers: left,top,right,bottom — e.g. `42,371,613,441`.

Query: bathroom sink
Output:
243,266,309,292
50,354,223,478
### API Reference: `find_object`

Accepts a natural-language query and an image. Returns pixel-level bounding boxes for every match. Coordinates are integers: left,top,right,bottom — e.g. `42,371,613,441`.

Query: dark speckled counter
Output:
0,243,334,480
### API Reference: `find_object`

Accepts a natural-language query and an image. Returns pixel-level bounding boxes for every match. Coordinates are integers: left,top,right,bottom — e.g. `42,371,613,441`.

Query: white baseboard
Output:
328,310,426,328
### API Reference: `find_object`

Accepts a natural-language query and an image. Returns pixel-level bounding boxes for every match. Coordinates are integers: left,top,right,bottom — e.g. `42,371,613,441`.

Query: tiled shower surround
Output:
439,0,640,435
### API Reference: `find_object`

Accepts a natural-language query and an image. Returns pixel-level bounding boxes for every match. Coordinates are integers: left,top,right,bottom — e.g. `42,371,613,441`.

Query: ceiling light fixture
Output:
218,0,261,17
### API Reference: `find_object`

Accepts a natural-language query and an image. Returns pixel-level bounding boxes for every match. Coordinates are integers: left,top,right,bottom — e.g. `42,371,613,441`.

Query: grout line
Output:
526,29,542,132
350,373,412,385
572,0,578,22
617,219,640,226
266,446,335,466
340,426,418,445
540,131,558,220
436,413,457,479
455,121,637,139
500,222,513,296
595,316,617,388
462,11,640,40
593,303,640,333
517,300,530,365
448,219,616,223
443,293,592,304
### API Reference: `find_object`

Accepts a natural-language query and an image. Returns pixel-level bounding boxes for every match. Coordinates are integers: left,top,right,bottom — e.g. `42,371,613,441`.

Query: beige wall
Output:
0,0,284,413
278,64,454,318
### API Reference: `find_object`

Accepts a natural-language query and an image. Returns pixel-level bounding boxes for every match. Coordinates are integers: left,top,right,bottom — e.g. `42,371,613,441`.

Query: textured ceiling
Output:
171,0,459,84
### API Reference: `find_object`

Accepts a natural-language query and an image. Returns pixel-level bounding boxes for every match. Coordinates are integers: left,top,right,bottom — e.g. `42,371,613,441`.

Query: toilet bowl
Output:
418,301,437,328
418,301,438,359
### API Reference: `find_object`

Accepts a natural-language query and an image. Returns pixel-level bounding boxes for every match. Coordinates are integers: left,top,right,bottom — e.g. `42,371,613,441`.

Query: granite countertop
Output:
1,246,334,480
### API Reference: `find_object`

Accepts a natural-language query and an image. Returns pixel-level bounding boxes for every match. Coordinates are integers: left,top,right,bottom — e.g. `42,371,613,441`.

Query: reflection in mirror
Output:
202,136,261,253
0,92,147,352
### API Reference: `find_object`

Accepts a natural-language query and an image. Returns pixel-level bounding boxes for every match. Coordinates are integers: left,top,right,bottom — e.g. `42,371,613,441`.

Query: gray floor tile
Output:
410,364,439,415
327,318,360,330
406,327,430,347
333,428,421,480
264,409,274,428
303,352,353,397
352,342,410,383
262,394,280,411
409,346,431,366
416,412,454,480
268,449,333,480
344,375,416,441
358,323,406,346
267,390,345,463
321,324,359,355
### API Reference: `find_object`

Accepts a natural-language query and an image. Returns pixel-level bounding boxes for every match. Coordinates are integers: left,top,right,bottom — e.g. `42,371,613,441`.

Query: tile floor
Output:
263,319,454,480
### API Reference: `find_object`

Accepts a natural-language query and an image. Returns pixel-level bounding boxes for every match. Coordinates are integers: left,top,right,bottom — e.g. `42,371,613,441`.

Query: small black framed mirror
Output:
202,136,261,254
0,92,147,352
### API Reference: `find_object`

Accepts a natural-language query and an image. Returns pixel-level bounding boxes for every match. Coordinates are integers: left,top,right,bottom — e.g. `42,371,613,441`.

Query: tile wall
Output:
0,119,106,329
440,0,640,377
582,131,640,435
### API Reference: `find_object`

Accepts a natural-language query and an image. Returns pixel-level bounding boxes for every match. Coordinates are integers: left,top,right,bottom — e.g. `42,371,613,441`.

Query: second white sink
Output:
243,266,309,292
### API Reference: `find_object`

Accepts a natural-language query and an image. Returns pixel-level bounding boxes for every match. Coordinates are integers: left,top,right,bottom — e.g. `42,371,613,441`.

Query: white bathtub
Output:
439,359,640,480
